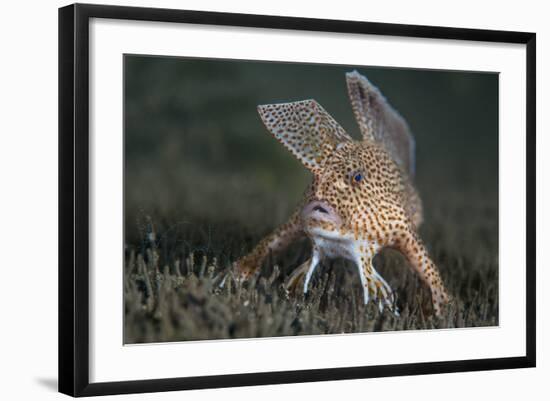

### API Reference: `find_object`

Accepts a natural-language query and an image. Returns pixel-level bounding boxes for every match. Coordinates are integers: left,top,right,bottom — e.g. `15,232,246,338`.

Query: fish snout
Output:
301,200,342,227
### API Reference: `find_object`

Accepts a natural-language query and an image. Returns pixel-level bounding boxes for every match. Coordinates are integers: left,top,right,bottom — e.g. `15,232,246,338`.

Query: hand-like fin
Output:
257,100,352,172
346,71,415,177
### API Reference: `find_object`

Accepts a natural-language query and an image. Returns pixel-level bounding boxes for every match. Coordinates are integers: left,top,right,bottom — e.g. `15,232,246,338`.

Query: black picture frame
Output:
58,3,536,397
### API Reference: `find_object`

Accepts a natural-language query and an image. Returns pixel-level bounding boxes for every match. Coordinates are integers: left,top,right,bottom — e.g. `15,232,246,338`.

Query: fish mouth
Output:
301,200,342,228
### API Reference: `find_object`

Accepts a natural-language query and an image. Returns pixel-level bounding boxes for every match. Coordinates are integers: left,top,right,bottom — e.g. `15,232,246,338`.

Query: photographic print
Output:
59,5,535,395
123,55,499,344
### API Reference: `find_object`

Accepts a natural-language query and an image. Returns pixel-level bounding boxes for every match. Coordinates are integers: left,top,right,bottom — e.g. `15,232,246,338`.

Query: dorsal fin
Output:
346,71,415,177
257,100,352,173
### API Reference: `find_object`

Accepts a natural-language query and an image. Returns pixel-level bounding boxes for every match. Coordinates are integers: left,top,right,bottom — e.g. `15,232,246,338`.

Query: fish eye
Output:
351,171,364,185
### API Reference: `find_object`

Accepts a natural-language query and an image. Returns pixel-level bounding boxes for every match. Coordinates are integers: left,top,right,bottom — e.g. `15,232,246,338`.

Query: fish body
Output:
233,71,449,316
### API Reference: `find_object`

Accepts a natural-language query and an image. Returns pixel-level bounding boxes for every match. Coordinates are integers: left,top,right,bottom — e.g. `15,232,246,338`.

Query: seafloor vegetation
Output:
124,179,499,343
